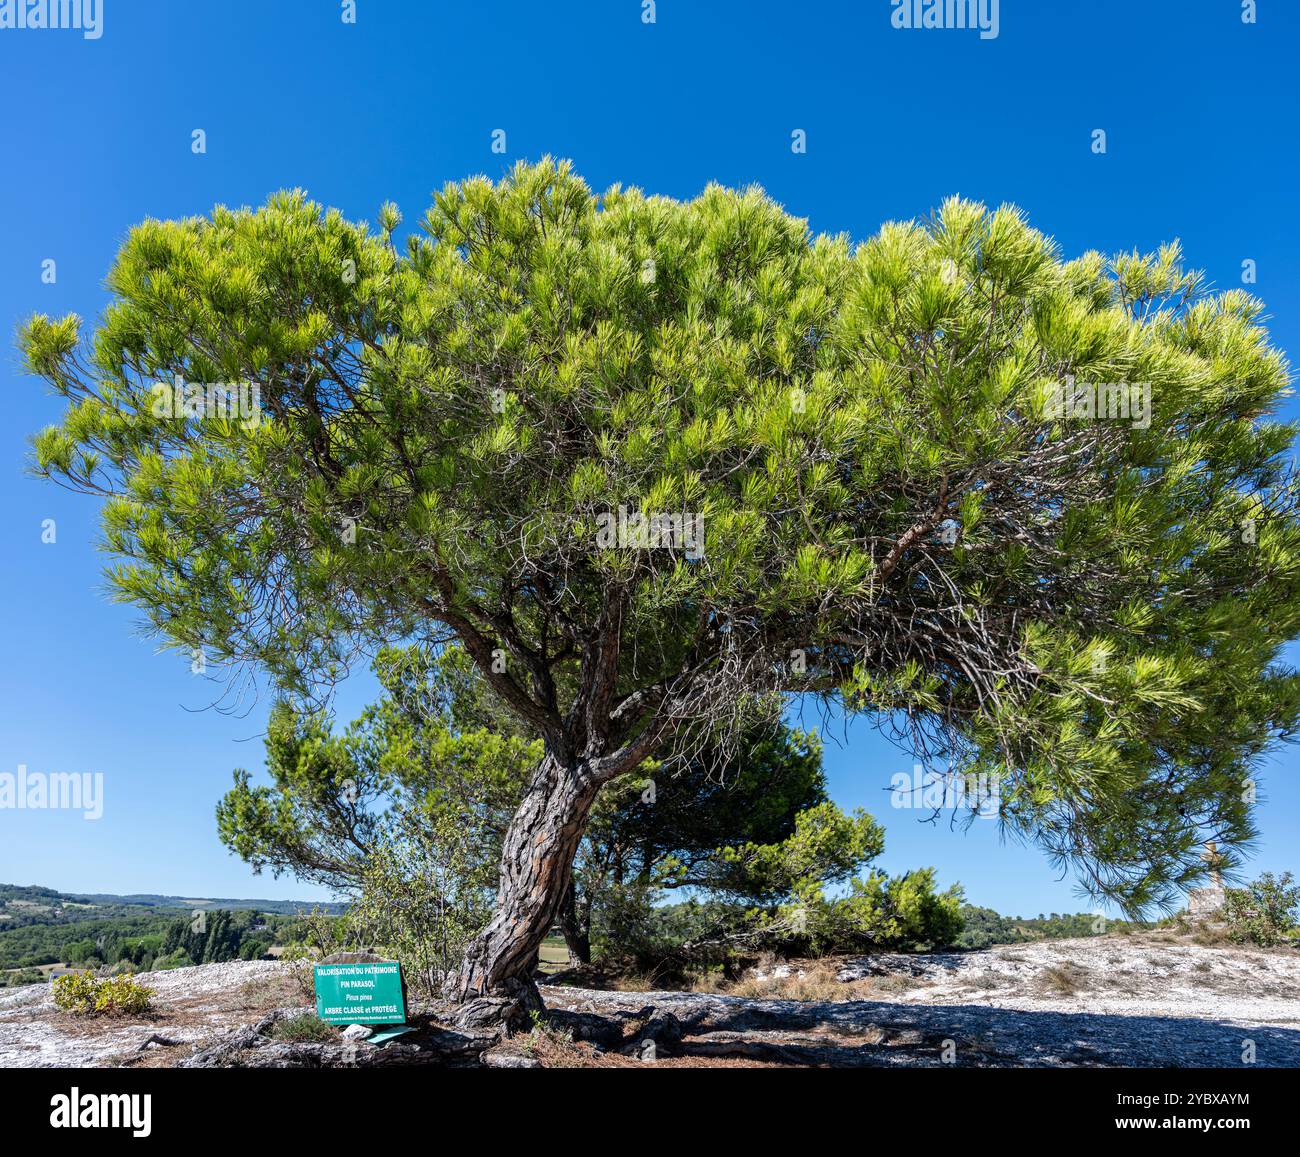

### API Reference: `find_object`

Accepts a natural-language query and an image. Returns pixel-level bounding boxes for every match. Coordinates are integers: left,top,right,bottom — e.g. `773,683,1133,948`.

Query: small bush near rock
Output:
50,972,97,1013
52,972,153,1016
271,1014,337,1043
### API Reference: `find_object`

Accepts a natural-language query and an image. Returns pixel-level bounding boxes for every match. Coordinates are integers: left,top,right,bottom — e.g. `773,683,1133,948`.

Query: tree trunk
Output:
558,878,591,966
454,752,600,1011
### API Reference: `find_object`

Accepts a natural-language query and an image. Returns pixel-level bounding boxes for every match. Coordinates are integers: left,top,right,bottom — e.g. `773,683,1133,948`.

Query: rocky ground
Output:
2,933,1297,1068
0,959,294,1068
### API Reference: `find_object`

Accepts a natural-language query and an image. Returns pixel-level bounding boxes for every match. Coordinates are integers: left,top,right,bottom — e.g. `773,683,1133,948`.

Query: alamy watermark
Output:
50,1089,150,1138
0,0,103,39
890,763,1000,818
595,506,705,560
150,375,263,429
1045,376,1151,430
1,765,103,820
890,0,999,40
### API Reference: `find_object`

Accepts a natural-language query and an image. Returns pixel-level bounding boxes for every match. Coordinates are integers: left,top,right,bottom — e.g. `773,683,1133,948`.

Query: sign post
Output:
313,961,407,1027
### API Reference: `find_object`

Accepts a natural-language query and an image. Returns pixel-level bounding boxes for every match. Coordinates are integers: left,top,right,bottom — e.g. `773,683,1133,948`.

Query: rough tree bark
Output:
453,752,601,1009
449,591,674,1023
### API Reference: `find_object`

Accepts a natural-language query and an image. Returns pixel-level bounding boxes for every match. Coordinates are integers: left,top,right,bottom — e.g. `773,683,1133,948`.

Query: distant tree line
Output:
0,915,171,970
955,905,1148,949
152,909,286,969
0,909,293,972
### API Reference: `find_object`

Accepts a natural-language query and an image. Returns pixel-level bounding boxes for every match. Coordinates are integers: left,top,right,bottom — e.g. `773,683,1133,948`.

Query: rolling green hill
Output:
0,883,344,977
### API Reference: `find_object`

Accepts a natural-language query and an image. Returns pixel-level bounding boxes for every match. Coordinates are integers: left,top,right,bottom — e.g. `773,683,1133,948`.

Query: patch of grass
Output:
684,968,728,995
271,1014,337,1043
514,1017,627,1068
725,974,771,999
237,973,301,1012
966,972,1003,990
285,959,319,1002
871,972,915,995
777,974,845,1003
607,971,666,993
1040,963,1087,996
536,936,571,974
1103,970,1142,994
727,959,902,1004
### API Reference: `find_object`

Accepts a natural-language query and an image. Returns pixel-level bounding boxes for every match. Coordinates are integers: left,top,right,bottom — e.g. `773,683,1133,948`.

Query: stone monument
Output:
1188,841,1227,917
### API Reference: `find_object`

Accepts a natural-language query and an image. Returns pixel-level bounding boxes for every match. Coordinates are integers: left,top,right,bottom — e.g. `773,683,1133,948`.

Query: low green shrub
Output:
52,972,153,1016
1224,872,1300,948
271,1013,336,1043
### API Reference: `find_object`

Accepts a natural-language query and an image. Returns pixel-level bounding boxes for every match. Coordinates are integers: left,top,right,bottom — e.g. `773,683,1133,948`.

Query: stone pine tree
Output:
215,643,893,970
23,159,1300,1018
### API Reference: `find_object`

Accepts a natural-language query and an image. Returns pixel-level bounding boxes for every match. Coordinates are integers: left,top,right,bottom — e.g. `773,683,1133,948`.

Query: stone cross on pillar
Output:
1189,841,1228,919
1200,841,1224,887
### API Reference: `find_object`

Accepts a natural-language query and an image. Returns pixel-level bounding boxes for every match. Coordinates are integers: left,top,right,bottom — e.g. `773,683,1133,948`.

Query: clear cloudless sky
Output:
1,1,1297,914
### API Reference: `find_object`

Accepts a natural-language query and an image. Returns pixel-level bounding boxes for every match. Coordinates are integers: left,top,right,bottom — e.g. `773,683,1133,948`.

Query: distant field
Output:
538,936,569,972
2,962,64,976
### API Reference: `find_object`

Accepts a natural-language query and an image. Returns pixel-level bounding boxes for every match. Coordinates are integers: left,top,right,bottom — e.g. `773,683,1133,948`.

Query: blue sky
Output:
1,0,1298,915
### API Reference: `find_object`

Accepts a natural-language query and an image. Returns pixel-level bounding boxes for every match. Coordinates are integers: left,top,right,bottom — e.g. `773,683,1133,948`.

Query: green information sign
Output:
314,962,407,1025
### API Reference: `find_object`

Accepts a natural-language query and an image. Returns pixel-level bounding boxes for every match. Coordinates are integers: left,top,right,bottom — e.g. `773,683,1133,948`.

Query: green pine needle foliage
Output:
23,159,1300,916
